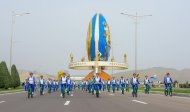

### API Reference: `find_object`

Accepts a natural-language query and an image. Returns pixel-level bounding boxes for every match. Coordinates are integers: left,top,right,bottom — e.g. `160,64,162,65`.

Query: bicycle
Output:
145,84,150,94
95,84,100,98
61,84,66,98
165,83,172,96
40,84,44,95
28,84,33,98
121,84,125,95
126,85,130,92
132,84,138,97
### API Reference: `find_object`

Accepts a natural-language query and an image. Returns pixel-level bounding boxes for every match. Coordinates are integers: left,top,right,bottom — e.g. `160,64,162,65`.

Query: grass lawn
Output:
139,87,190,93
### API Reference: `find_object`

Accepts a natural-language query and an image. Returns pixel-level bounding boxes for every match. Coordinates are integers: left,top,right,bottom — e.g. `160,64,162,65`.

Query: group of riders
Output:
24,71,173,98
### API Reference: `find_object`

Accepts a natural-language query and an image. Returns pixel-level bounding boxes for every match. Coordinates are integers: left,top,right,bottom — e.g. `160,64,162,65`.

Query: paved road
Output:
0,89,190,112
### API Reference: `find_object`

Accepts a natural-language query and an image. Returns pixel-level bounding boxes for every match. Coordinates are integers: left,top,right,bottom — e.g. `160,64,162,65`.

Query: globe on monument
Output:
86,13,111,61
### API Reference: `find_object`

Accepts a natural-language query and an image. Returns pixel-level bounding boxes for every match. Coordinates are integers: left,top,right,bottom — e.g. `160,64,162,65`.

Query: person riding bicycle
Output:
73,81,76,90
27,72,36,95
55,80,59,91
144,75,150,94
120,76,126,94
81,80,85,91
131,73,139,93
47,78,53,93
116,79,120,91
94,73,102,93
39,75,46,95
85,80,89,92
111,77,117,93
125,78,130,92
107,78,111,92
59,71,68,97
67,75,73,94
88,78,93,93
24,79,28,91
164,73,173,91
52,80,57,92
102,80,106,91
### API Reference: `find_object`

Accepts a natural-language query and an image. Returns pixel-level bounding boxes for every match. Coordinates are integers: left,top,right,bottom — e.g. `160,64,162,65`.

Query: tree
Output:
11,65,20,88
0,61,5,88
0,61,12,89
173,80,178,87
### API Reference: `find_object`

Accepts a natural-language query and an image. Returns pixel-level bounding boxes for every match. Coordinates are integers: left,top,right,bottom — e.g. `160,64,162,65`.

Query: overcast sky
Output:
0,0,190,76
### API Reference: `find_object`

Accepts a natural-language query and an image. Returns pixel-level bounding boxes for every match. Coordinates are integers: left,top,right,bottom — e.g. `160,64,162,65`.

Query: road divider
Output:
64,101,70,105
132,100,148,104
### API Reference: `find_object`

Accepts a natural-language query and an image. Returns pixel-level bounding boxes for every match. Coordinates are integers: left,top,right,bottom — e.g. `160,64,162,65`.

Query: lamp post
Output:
10,11,30,70
121,12,151,74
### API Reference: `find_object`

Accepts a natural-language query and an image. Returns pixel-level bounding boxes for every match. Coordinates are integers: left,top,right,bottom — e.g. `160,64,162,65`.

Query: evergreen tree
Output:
11,65,21,88
0,61,12,89
0,61,5,88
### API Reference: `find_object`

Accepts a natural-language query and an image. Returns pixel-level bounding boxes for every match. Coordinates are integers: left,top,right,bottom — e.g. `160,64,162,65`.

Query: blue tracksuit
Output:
39,78,46,92
164,76,173,89
131,77,139,91
60,76,68,91
27,76,36,93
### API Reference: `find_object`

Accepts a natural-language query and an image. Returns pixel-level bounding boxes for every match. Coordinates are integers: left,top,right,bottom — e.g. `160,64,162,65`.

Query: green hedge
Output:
179,82,190,88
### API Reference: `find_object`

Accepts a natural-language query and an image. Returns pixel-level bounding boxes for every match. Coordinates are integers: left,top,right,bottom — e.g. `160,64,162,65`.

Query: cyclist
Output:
88,78,93,93
102,80,106,91
72,81,75,90
47,78,53,93
164,73,173,93
131,73,139,95
39,75,46,95
55,80,59,91
120,76,126,94
94,73,102,94
107,78,111,92
116,79,120,91
144,75,150,94
27,72,36,95
111,77,116,93
67,75,73,94
125,78,130,92
81,80,85,91
85,80,88,92
24,79,28,91
59,71,68,97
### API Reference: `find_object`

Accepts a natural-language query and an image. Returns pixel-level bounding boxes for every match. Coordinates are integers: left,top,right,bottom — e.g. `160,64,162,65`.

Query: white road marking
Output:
64,101,70,105
0,91,26,96
0,101,6,104
132,100,148,104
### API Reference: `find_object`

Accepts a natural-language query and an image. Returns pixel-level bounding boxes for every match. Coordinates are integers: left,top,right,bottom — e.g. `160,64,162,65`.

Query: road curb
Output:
0,90,24,94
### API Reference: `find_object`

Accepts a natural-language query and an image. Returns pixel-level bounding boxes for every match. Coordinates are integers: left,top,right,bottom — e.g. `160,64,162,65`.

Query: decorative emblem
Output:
70,53,74,62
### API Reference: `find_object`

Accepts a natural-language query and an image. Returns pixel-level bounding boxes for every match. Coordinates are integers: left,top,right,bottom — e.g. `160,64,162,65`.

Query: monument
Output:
69,13,128,80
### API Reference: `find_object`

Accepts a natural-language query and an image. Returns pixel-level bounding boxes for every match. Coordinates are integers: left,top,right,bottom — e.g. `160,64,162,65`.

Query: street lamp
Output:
10,11,30,70
121,12,152,74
